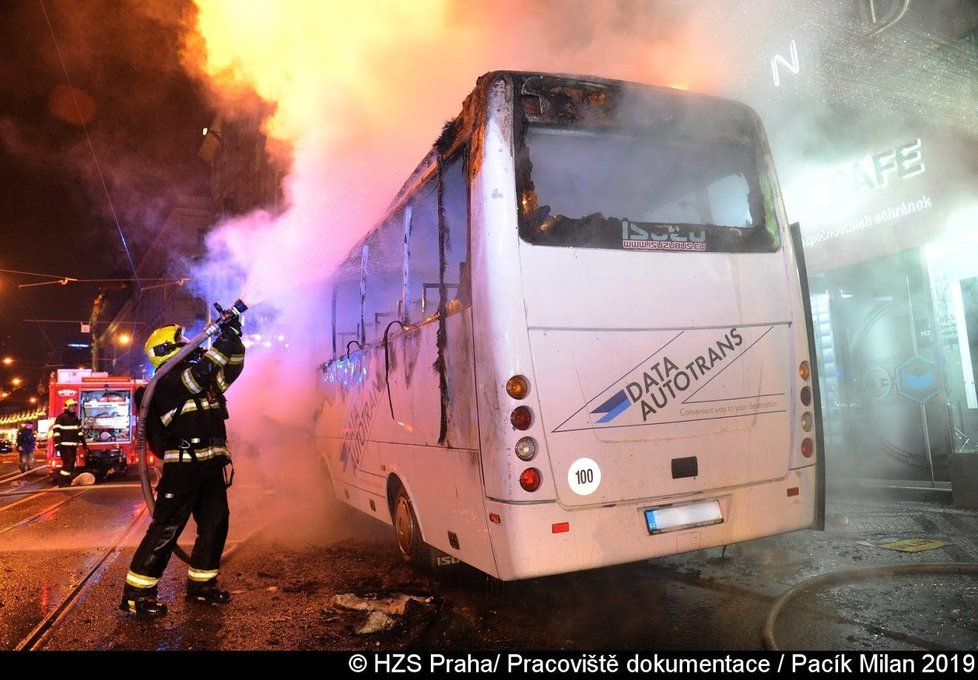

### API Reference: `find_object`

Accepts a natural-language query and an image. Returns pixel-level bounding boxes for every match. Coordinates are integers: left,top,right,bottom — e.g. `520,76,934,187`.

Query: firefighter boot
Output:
186,579,231,605
119,585,168,618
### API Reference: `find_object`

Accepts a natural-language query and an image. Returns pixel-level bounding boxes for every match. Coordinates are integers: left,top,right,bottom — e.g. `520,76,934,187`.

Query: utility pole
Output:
90,289,104,370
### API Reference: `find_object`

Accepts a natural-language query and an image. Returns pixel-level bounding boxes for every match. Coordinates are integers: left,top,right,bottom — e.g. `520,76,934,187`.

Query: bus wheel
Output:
393,486,429,564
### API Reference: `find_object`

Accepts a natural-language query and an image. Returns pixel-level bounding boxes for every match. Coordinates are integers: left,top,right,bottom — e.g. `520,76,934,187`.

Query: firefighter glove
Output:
222,313,243,337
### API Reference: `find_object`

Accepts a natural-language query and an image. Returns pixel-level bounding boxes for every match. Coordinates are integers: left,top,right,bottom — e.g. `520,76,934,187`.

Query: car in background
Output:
0,440,12,453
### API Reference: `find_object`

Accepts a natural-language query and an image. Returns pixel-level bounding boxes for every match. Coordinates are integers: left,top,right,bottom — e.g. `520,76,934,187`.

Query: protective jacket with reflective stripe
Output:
52,411,84,448
149,330,245,465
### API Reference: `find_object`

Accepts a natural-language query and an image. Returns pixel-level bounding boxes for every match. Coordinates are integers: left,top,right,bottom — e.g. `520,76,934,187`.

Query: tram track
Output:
14,501,150,651
0,491,81,537
0,473,153,535
0,467,162,651
7,480,278,652
0,470,154,651
0,465,46,486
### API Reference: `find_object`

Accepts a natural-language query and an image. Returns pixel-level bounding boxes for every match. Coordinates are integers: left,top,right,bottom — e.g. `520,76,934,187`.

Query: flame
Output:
179,0,476,309
186,0,452,149
183,1,722,161
174,0,730,359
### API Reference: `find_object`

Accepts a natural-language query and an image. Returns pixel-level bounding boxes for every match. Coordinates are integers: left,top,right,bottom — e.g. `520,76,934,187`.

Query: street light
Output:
0,355,43,413
108,331,136,374
0,358,14,399
1,376,25,400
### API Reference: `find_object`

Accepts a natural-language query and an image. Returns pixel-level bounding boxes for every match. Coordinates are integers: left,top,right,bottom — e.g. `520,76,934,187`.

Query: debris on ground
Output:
877,537,950,553
333,592,435,634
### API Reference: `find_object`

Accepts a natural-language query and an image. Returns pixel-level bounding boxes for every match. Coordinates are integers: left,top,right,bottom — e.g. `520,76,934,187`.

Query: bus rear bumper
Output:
484,467,818,581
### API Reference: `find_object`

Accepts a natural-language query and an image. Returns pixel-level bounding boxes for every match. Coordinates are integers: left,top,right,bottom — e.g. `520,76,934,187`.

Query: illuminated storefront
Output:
740,1,978,496
777,94,978,496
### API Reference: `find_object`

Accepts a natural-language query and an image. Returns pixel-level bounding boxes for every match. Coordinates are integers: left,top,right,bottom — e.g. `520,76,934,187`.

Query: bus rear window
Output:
518,126,779,253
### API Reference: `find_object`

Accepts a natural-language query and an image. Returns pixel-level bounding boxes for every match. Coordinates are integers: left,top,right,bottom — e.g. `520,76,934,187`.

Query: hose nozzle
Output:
205,298,249,336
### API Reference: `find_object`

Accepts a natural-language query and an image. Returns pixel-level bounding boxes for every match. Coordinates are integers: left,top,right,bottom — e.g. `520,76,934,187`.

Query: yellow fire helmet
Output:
144,324,188,369
64,399,77,407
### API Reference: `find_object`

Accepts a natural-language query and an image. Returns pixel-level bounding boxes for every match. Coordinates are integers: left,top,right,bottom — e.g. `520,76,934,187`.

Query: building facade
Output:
104,111,283,380
741,0,978,497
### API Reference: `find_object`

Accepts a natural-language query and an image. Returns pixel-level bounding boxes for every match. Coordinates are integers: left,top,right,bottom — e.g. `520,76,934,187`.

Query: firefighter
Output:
119,313,245,618
52,399,85,487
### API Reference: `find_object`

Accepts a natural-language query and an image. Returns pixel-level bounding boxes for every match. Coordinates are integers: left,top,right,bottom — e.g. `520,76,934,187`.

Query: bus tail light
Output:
514,437,537,461
506,375,529,399
799,360,815,458
511,406,532,430
799,361,812,407
801,437,814,458
519,467,541,492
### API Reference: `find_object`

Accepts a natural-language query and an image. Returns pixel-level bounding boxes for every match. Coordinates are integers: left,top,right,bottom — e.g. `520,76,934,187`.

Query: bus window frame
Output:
512,80,781,255
328,147,471,362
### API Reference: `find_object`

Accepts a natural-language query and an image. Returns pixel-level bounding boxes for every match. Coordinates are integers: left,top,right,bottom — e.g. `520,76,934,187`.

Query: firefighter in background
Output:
52,399,85,487
119,312,245,618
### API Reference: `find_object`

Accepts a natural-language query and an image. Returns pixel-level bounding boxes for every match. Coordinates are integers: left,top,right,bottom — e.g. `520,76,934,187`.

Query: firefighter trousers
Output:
127,461,230,584
57,445,77,485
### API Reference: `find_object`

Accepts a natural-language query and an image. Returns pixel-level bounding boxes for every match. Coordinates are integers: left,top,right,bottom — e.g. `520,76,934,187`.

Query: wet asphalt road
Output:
2,451,977,657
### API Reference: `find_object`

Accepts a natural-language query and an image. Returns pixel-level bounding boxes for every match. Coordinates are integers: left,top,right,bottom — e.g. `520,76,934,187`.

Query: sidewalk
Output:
659,484,978,650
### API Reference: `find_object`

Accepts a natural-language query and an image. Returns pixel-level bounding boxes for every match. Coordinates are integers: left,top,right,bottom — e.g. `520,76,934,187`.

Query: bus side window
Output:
407,182,440,322
457,260,470,304
442,154,469,306
332,254,362,356
405,151,468,322
421,282,459,315
363,219,404,344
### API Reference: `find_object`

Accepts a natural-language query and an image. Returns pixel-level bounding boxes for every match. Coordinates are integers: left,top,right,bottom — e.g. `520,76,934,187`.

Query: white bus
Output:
314,71,824,581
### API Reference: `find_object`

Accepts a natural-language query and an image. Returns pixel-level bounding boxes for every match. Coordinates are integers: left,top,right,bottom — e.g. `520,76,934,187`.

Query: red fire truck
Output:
46,369,155,482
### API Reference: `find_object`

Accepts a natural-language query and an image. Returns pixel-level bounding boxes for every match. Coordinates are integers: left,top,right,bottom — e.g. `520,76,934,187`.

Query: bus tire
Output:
393,485,430,565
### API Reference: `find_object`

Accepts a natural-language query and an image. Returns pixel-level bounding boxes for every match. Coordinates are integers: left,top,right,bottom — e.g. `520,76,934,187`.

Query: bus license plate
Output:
644,500,723,535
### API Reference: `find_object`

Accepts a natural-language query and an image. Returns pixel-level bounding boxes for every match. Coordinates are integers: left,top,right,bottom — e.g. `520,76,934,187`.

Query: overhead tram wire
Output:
15,276,189,290
38,0,142,293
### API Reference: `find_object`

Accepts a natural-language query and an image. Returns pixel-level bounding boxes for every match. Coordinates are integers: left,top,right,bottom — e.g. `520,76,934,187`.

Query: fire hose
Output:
135,299,247,563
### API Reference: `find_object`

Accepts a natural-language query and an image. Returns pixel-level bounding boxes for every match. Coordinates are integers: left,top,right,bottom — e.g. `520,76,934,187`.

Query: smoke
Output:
176,0,750,301
0,1,213,270
169,0,978,535
170,0,742,542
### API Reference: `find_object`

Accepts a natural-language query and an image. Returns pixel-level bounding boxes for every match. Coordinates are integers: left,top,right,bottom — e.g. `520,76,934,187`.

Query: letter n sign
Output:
896,355,938,403
771,39,800,87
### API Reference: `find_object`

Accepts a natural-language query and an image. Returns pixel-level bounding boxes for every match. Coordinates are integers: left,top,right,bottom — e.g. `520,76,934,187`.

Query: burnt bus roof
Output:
385,70,762,211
